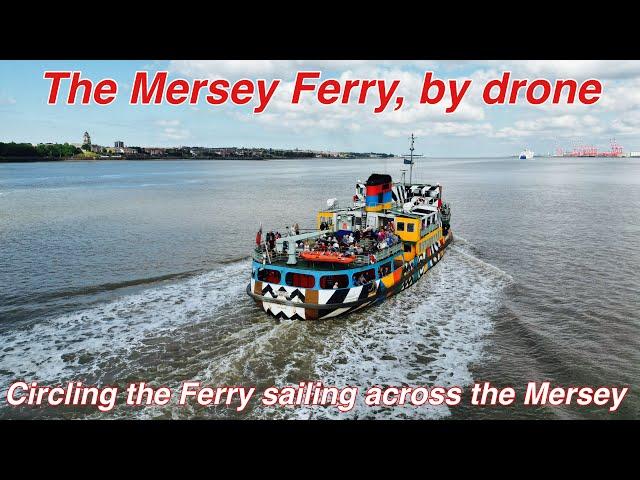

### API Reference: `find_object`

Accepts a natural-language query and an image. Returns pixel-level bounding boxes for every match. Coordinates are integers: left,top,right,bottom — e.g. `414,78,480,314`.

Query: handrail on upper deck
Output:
252,242,403,268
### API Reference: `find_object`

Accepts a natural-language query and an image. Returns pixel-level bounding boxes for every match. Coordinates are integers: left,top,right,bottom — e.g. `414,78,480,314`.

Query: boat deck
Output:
252,242,403,270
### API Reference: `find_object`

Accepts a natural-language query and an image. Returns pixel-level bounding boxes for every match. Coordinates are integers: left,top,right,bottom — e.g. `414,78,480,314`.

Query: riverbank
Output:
0,155,394,163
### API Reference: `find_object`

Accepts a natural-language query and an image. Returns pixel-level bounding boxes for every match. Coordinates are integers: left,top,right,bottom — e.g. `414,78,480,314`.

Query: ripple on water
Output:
0,245,511,420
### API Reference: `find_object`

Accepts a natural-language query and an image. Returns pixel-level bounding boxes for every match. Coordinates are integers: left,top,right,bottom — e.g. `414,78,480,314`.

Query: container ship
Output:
246,137,453,320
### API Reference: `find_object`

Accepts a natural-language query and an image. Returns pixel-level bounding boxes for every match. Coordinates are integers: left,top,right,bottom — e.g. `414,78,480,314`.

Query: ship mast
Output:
409,133,415,185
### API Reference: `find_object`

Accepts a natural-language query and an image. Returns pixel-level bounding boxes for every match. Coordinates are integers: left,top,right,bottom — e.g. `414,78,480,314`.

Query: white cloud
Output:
155,120,189,140
610,111,640,135
164,60,640,151
487,60,640,80
162,127,190,140
156,119,181,127
168,60,421,81
0,95,16,105
385,122,493,138
493,114,605,139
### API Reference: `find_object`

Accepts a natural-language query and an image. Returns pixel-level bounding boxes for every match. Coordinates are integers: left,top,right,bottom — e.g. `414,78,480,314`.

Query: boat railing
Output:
252,242,403,267
420,222,440,238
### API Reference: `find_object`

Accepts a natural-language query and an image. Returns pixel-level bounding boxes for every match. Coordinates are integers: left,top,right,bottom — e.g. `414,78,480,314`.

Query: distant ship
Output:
519,149,534,160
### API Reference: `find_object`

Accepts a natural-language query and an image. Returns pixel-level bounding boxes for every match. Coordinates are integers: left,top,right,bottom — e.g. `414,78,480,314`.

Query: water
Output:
0,157,638,419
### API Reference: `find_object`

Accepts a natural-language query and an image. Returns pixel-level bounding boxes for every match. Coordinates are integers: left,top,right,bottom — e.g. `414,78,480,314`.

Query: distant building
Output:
83,131,91,146
114,141,125,148
144,148,166,156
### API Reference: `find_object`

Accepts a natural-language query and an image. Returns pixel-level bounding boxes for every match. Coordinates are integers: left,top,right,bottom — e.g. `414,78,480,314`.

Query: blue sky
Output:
1,60,640,156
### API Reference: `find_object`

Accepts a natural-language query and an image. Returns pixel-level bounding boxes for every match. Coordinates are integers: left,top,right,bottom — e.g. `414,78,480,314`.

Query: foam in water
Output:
1,243,511,420
261,247,512,419
0,260,250,398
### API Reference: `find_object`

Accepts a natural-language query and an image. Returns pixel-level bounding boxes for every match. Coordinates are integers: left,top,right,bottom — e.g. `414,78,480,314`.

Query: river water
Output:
0,157,638,419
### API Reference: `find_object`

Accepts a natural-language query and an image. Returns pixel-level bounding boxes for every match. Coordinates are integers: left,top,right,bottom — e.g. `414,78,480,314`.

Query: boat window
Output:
407,223,415,233
404,243,412,253
397,222,405,231
352,269,375,286
257,268,281,284
320,274,349,289
378,262,392,278
285,272,315,288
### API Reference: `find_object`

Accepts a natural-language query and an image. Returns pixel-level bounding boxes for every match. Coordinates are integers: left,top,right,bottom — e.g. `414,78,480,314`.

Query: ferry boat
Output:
246,136,453,320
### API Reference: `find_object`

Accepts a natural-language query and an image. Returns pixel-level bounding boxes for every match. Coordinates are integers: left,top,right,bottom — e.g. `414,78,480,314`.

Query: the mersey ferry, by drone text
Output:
246,135,453,320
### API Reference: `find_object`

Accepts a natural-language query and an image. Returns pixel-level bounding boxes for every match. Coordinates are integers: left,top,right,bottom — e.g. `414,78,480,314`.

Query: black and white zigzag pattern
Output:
261,283,306,302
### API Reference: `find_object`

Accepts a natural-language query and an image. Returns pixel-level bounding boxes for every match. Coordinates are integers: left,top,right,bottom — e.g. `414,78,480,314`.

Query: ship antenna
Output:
409,133,415,184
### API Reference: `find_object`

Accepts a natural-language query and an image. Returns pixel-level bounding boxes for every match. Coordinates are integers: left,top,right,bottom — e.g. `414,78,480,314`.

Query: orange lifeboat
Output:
300,251,356,264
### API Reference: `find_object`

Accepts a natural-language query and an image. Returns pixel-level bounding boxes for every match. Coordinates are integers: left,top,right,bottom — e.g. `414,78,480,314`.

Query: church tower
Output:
83,131,91,146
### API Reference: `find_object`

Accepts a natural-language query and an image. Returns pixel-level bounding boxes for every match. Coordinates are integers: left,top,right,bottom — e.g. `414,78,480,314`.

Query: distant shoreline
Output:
0,156,395,163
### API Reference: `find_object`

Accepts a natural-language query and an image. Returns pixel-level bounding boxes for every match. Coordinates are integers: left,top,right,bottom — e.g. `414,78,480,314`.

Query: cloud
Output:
493,114,604,139
486,60,640,80
163,128,190,140
154,120,189,140
164,60,640,151
162,127,189,140
223,65,492,140
169,60,298,80
168,60,411,81
611,111,640,135
385,122,493,138
0,95,16,105
156,119,180,127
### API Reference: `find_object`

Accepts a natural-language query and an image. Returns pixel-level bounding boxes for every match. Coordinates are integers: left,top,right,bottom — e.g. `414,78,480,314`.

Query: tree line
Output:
0,142,81,158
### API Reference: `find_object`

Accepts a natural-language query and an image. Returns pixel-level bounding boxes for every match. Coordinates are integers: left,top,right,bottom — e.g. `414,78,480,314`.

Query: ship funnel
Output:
365,173,393,212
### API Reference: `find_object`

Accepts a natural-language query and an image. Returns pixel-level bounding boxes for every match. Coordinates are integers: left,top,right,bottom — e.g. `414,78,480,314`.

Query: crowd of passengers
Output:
256,221,401,288
259,221,400,261
303,223,400,257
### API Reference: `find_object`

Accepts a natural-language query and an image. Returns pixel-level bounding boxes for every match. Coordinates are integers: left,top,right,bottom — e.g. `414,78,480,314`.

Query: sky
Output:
1,60,640,156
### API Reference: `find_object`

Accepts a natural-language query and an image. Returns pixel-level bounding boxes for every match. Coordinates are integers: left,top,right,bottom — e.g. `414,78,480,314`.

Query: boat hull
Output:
247,231,454,320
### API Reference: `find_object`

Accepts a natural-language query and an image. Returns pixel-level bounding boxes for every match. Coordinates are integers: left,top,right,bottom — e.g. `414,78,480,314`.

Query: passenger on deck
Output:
267,231,276,251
